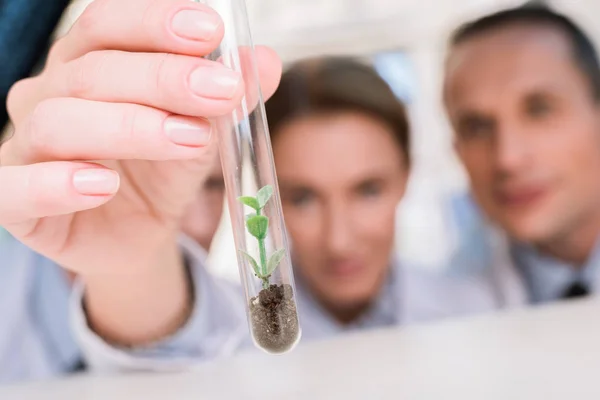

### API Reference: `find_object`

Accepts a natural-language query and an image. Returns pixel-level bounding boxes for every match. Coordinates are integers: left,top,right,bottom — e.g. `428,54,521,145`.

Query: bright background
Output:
205,0,600,282
55,0,600,282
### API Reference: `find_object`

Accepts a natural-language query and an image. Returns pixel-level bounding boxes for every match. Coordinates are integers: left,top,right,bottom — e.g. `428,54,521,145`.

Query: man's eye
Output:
526,99,552,119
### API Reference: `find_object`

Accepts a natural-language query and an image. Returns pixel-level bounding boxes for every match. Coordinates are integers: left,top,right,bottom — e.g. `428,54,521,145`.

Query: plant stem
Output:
256,208,268,288
258,238,267,277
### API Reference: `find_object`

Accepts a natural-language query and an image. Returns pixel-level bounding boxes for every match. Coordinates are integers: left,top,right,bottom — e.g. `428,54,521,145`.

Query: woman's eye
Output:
458,118,494,141
290,191,314,207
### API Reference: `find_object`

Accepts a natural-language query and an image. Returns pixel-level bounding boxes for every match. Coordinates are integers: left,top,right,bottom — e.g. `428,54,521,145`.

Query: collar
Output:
294,259,401,340
511,237,600,303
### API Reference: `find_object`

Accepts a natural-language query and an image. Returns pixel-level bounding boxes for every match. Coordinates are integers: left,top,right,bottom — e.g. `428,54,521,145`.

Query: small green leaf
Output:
266,248,286,276
239,250,261,277
257,185,273,208
246,215,269,240
237,196,260,211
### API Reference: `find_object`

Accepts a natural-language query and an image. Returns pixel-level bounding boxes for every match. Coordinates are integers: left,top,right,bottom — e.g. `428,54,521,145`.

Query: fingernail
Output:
171,9,220,41
189,66,241,99
165,116,212,147
73,169,120,196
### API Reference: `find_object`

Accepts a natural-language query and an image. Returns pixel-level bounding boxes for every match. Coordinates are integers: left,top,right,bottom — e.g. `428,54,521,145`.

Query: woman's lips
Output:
327,260,365,278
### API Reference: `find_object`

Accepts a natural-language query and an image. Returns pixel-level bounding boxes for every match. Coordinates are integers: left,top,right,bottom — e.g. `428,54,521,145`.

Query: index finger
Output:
51,0,224,63
0,162,118,227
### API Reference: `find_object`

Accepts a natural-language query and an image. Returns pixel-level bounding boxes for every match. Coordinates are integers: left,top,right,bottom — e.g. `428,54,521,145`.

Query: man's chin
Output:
498,215,555,245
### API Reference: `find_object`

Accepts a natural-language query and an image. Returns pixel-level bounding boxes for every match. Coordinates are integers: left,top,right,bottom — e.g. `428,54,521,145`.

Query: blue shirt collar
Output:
511,237,600,303
294,258,401,340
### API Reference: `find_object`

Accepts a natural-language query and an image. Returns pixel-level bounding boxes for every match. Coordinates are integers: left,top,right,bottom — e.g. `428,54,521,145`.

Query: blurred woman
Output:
268,57,419,331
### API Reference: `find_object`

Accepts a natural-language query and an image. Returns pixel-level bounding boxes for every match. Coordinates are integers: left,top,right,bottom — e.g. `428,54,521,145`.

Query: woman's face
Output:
273,112,408,312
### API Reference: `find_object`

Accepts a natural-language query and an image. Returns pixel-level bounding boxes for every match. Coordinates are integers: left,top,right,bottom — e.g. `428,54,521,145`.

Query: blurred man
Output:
444,4,600,303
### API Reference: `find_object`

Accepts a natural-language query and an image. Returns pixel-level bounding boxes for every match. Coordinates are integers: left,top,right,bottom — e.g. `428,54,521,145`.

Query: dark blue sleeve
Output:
0,0,71,128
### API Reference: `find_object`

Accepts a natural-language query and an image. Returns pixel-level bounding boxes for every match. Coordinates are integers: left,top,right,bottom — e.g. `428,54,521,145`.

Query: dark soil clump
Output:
249,283,300,353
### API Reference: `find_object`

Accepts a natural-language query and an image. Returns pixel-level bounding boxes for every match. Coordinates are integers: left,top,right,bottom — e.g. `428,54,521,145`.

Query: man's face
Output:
445,25,600,246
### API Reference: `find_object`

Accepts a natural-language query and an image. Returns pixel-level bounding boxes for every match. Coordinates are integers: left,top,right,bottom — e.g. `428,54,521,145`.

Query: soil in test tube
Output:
249,283,299,353
238,185,300,353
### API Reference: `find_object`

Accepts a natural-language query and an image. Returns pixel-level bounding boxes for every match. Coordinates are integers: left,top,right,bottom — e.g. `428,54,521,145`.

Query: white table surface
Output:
2,298,600,400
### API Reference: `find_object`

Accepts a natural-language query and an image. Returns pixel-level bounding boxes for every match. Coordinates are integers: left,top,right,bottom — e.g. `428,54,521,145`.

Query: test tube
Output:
195,0,301,354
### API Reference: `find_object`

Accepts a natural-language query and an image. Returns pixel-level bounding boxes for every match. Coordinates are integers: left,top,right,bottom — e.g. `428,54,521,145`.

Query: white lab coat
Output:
74,233,533,373
478,227,530,307
0,227,551,382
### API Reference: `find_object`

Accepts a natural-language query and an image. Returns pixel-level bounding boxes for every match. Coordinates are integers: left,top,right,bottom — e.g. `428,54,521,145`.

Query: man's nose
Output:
493,125,531,175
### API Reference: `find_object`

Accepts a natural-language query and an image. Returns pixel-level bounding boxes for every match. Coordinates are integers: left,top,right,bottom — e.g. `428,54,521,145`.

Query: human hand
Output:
0,0,281,276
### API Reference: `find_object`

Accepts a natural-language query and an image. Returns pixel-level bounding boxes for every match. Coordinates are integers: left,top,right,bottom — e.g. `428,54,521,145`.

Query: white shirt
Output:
75,236,501,372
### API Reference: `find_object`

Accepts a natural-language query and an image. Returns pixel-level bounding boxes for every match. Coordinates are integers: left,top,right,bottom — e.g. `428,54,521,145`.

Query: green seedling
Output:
238,185,286,289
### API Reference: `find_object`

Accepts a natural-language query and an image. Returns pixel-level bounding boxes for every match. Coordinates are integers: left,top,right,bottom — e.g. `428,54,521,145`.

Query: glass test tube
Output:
196,0,301,354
